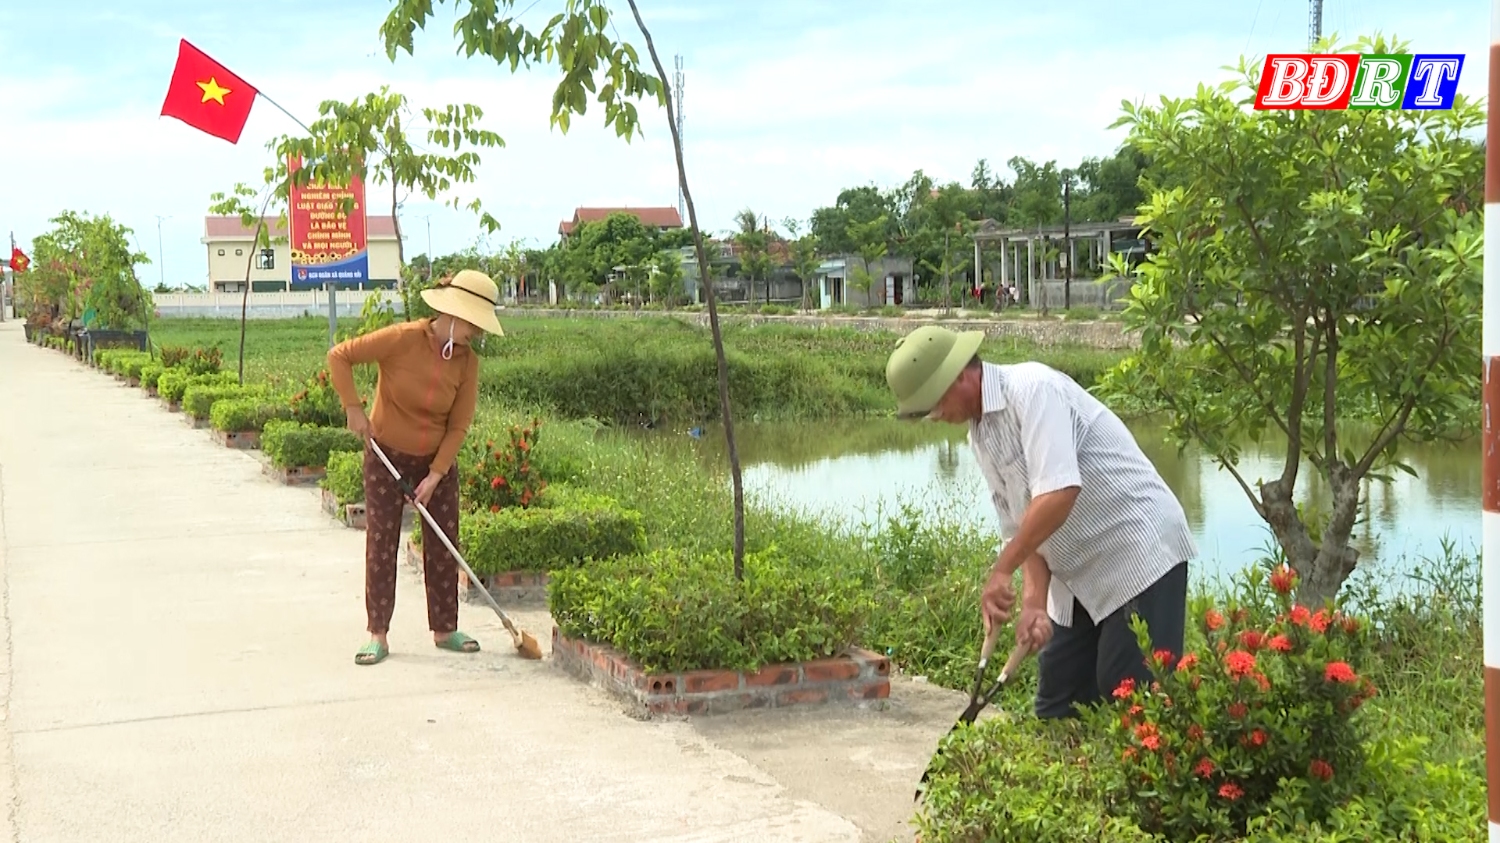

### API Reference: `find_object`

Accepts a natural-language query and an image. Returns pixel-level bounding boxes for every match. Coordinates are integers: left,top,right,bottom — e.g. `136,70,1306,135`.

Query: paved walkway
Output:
0,321,976,842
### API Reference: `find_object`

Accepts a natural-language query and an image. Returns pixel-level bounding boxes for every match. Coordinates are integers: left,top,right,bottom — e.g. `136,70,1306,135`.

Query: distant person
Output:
327,270,505,666
883,325,1196,719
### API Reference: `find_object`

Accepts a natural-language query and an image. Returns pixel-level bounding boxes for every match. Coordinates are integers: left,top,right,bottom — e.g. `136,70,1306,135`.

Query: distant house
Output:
815,255,916,309
557,206,684,242
201,215,403,293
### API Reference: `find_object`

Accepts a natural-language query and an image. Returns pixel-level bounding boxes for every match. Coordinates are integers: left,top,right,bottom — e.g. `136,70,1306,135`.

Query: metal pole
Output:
1063,176,1072,310
155,215,168,289
1484,4,1500,841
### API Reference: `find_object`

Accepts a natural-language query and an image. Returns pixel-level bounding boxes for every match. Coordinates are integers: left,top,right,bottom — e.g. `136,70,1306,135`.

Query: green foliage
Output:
458,485,644,574
157,370,236,404
1092,565,1376,839
139,363,165,390
27,210,152,329
182,383,261,421
210,397,294,433
549,545,872,673
462,418,547,510
161,345,223,374
261,420,362,469
321,449,366,506
288,368,346,427
1095,34,1483,604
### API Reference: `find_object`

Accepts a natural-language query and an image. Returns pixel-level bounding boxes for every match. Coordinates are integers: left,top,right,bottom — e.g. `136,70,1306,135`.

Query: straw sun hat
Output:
420,269,505,336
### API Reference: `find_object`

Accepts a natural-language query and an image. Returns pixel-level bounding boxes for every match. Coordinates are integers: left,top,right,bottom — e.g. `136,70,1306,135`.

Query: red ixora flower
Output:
1289,605,1312,627
1113,677,1135,699
1325,661,1358,684
490,476,503,489
1219,782,1244,800
1177,653,1199,672
1153,648,1176,668
1251,672,1271,692
1238,630,1264,651
1310,609,1331,634
1228,702,1248,719
1186,724,1205,741
1268,634,1293,653
1239,728,1267,749
1205,609,1226,631
1194,757,1216,777
1269,565,1296,594
1309,759,1334,781
1142,734,1162,751
1225,650,1257,678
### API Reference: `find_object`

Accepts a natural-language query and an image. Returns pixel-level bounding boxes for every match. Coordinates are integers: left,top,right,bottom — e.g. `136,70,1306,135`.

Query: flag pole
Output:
253,91,314,136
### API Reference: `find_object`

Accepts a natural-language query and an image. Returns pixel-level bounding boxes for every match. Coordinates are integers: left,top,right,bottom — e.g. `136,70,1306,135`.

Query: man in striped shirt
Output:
886,326,1197,719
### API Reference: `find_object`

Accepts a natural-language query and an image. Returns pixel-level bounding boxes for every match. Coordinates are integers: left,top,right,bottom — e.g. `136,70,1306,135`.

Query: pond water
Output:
661,416,1479,590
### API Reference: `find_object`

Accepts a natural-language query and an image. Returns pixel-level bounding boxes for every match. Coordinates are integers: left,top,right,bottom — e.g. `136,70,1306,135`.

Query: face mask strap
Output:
441,318,455,360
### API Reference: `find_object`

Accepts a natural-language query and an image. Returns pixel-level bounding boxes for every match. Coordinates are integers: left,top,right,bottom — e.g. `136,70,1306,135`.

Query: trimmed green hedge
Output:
261,420,361,469
548,545,871,673
321,449,365,506
209,397,294,433
454,487,645,575
183,383,263,421
97,349,151,376
140,363,165,390
157,370,235,404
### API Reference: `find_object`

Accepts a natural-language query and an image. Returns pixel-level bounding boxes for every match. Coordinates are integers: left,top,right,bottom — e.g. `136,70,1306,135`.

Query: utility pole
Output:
1309,0,1323,47
673,54,686,223
155,215,170,290
1062,173,1072,310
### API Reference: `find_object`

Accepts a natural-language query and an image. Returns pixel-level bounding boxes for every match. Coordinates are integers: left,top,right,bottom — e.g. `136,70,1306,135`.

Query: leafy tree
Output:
1095,34,1483,607
269,86,504,269
733,208,775,304
650,248,684,306
558,213,658,301
782,217,821,311
24,211,152,333
380,0,752,576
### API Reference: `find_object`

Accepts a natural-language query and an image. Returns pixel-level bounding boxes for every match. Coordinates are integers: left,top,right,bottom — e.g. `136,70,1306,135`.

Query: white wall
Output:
152,289,402,319
204,239,403,289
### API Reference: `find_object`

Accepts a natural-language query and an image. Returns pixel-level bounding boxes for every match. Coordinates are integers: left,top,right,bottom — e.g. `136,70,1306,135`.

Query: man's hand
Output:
981,566,1017,634
346,407,372,442
413,470,443,506
1016,601,1053,652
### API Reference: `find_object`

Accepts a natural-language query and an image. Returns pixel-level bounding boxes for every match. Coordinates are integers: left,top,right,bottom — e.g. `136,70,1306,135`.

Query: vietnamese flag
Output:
9,248,28,273
159,39,258,144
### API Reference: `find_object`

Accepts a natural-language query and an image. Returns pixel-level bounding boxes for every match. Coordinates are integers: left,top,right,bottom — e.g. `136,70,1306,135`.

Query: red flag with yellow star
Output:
159,39,258,144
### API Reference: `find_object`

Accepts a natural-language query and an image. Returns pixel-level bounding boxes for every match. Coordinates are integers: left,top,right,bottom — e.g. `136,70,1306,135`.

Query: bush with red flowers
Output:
462,418,547,511
288,368,346,427
1091,564,1378,840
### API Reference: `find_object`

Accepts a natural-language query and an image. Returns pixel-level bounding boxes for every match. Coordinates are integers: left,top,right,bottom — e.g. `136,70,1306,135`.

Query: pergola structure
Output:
969,217,1148,308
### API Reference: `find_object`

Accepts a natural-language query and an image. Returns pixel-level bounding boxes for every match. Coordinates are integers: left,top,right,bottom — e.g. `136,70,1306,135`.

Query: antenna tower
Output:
1308,0,1323,47
673,53,686,222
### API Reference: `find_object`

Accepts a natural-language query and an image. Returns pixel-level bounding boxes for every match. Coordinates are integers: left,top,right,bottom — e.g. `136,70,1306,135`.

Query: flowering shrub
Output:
288,368,346,427
1093,564,1378,840
462,419,547,511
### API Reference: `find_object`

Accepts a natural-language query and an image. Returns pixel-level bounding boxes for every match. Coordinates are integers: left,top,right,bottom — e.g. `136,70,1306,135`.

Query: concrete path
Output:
0,322,977,843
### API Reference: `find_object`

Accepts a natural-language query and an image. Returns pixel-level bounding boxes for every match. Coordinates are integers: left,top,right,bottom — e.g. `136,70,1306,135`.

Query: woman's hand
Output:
346,407,371,442
413,470,444,506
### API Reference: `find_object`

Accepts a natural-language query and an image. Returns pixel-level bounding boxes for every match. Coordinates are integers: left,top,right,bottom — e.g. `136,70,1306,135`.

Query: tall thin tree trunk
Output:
237,192,276,386
626,0,746,578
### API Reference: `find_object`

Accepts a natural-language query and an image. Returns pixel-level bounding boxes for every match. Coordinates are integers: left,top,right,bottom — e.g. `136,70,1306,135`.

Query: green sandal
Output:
355,640,389,665
435,631,481,653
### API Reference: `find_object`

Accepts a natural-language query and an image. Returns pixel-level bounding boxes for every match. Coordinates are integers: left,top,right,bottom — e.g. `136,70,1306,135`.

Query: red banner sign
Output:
287,154,369,288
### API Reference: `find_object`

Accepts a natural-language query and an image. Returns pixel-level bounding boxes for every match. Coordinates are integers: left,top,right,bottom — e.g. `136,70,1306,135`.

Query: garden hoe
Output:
369,439,543,661
914,626,1032,803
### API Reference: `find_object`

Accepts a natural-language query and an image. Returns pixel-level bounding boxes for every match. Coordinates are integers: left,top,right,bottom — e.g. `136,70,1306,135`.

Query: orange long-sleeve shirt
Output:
327,319,480,477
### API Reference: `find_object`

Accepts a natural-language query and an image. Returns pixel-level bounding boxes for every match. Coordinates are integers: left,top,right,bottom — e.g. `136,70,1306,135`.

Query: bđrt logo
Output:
1253,53,1464,110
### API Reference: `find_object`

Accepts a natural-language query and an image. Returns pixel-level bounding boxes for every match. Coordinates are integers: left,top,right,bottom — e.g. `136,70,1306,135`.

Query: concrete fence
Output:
152,290,400,320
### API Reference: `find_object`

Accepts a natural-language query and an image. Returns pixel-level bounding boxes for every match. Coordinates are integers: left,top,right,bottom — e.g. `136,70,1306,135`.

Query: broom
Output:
369,439,543,660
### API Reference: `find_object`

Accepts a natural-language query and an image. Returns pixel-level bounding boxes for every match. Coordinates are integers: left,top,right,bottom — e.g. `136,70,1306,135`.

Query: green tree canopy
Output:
1095,34,1484,606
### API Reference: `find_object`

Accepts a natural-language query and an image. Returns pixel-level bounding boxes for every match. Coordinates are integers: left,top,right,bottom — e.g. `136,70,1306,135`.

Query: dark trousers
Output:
1034,561,1189,720
362,440,461,636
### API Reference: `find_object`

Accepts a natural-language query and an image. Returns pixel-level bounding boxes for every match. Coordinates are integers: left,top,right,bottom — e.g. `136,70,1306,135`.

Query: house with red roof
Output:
557,206,683,241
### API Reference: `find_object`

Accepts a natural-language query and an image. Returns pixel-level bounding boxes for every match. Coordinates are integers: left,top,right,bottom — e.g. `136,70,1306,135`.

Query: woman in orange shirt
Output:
327,270,504,666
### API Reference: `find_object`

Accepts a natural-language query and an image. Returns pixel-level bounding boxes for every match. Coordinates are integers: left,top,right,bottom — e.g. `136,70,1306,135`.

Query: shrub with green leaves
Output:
548,545,871,673
120,353,153,380
182,383,261,421
321,449,365,506
157,370,235,404
139,362,165,390
458,486,643,574
161,345,223,374
260,420,361,469
1092,565,1378,839
209,397,293,433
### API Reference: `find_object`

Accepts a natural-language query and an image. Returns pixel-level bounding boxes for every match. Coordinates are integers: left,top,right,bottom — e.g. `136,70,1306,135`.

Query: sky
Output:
0,0,1488,289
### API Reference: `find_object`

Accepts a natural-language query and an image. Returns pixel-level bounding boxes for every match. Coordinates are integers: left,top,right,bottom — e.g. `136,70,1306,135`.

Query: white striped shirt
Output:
968,361,1197,627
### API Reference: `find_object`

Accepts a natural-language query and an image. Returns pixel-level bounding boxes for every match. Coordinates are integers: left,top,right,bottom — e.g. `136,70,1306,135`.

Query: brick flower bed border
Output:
262,461,325,486
551,628,891,718
183,414,211,430
319,488,367,529
401,536,548,602
214,430,261,450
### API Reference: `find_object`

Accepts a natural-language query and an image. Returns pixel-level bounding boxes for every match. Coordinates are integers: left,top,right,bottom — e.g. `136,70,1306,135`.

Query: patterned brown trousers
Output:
363,440,461,635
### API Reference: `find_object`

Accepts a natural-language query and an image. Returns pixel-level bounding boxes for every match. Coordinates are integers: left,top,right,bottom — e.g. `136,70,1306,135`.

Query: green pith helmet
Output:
885,326,985,419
